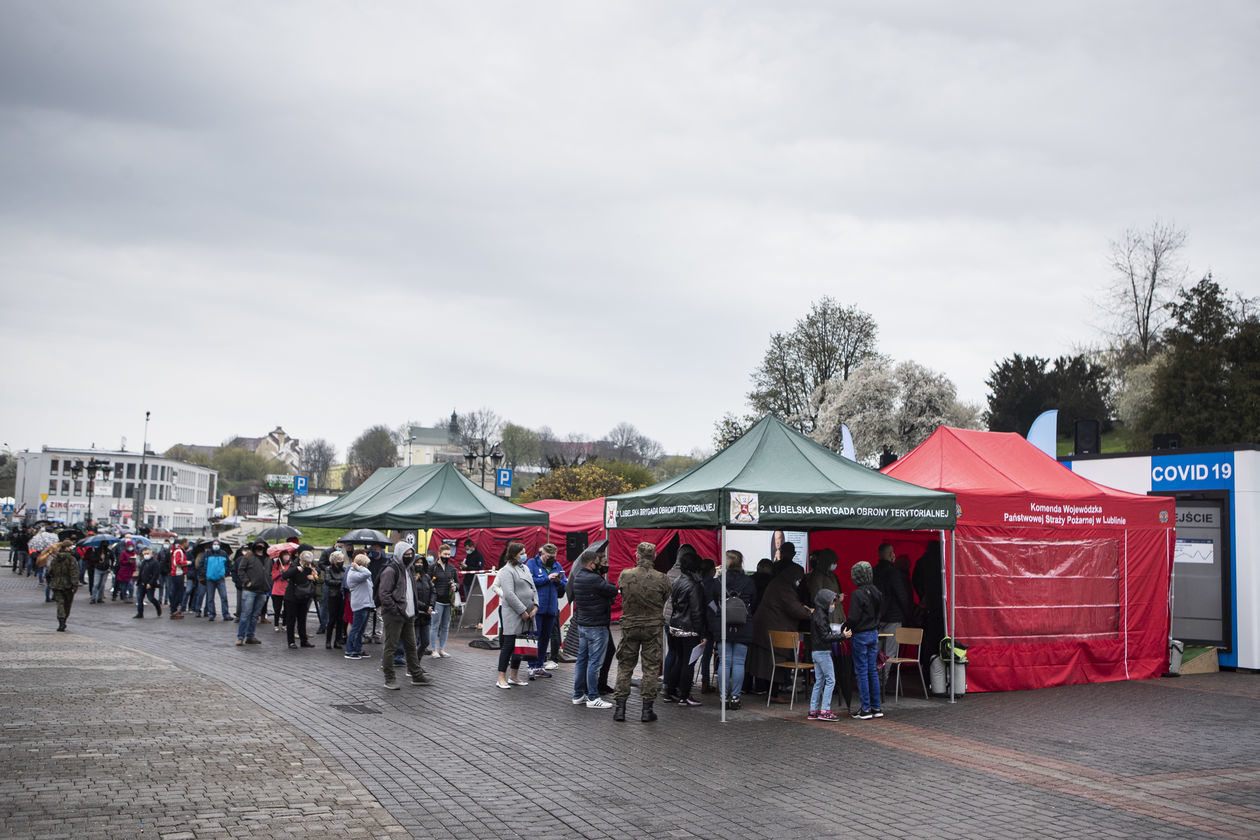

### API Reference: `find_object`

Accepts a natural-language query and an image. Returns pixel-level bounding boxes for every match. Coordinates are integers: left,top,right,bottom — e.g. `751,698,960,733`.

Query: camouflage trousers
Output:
53,588,76,623
614,624,663,702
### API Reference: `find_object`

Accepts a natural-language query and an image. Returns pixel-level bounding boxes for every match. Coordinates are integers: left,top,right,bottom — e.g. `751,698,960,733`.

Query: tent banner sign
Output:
606,491,955,530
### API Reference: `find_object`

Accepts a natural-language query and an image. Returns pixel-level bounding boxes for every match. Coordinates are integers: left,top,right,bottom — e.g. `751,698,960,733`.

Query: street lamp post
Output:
71,458,113,528
463,441,504,493
132,411,150,530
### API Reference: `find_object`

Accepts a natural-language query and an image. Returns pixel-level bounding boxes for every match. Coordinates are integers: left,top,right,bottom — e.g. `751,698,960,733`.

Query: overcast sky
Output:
2,1,1257,462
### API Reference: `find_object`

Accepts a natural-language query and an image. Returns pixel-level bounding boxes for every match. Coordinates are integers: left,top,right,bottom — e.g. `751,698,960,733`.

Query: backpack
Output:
709,593,748,626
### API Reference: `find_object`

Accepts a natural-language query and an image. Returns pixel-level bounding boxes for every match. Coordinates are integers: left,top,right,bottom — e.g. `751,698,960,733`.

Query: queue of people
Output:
18,524,929,723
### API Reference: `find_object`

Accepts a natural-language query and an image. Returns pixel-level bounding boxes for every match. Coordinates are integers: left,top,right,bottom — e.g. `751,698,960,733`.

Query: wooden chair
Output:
767,630,813,710
888,626,928,702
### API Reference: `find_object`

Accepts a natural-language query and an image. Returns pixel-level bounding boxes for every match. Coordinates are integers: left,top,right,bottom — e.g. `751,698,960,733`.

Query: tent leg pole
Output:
720,527,727,724
945,529,955,705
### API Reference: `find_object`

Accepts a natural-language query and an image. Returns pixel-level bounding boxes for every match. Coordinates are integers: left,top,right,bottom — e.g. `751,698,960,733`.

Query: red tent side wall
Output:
943,524,1172,692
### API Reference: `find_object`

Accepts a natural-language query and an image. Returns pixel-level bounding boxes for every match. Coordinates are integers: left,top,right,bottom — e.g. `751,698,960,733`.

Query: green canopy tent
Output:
605,414,956,532
603,414,957,721
289,462,549,530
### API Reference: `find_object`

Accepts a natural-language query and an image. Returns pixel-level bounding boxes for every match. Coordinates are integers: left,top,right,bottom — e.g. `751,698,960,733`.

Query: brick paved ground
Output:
1,571,1257,839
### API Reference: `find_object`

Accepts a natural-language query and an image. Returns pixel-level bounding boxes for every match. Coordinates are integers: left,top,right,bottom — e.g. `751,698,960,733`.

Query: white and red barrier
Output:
472,571,572,653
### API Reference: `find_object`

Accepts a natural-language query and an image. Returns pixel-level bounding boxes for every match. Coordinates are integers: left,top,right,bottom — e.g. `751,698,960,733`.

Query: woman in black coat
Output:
282,551,318,648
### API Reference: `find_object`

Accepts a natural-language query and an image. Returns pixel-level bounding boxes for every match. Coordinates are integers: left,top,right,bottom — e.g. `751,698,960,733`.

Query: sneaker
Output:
409,674,431,685
344,653,359,660
807,710,820,720
852,708,874,720
529,668,551,679
726,698,741,711
236,639,244,646
818,711,841,722
384,680,399,690
430,652,441,659
586,698,613,709
438,651,451,658
542,660,558,670
571,696,587,705
872,708,885,718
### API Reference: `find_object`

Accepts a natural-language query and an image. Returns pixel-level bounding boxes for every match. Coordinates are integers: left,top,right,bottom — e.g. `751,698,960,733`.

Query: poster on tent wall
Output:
723,529,808,573
607,489,955,531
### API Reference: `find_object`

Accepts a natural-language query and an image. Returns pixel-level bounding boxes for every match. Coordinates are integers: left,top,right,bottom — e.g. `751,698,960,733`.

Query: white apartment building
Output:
14,446,218,531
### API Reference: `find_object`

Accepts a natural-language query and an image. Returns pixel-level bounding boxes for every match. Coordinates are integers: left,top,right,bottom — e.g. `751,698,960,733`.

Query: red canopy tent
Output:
429,497,607,571
883,427,1176,692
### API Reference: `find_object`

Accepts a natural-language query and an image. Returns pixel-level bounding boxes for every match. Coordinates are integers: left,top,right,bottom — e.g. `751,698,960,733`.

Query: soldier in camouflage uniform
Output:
46,541,80,632
613,542,672,722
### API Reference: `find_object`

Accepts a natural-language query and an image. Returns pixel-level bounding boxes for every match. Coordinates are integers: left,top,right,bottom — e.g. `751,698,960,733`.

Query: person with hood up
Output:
663,552,706,706
343,551,374,660
235,541,271,646
748,559,814,703
133,548,163,618
202,540,233,621
377,542,431,690
845,560,885,720
411,553,434,656
89,541,114,604
281,550,318,649
807,589,851,721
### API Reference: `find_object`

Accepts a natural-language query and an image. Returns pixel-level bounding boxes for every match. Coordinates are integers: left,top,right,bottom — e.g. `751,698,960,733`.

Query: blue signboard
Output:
1,504,13,515
294,476,308,497
38,503,47,514
496,469,513,488
1151,451,1235,491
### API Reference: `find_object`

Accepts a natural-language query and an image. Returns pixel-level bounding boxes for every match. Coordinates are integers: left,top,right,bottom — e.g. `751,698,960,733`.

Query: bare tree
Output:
608,422,640,461
749,297,879,433
455,408,503,449
1106,221,1188,362
298,438,335,489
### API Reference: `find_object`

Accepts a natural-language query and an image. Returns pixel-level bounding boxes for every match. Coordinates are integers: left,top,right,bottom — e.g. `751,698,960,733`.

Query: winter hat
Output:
851,560,873,586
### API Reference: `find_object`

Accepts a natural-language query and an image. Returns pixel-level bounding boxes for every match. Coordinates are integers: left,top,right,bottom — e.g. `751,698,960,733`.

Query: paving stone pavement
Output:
1,571,1258,839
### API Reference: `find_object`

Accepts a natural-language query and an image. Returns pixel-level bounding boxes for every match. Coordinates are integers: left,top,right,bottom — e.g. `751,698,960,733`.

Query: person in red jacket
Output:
167,537,190,618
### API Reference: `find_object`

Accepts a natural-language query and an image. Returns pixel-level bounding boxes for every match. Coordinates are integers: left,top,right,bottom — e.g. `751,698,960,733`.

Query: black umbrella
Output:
58,527,85,542
337,528,390,545
191,538,235,557
257,525,302,541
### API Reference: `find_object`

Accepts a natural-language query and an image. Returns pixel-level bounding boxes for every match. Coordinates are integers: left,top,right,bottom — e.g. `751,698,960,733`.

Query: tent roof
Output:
883,427,1173,529
521,497,605,532
288,462,548,530
606,414,956,531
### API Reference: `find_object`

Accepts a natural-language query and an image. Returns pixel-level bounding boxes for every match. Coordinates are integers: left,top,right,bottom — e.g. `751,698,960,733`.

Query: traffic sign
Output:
294,476,308,496
265,474,295,488
38,503,47,514
1,504,13,514
496,468,513,488
40,494,48,503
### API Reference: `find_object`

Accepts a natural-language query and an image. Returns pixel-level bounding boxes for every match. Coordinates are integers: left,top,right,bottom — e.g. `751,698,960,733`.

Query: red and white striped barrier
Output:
474,571,572,649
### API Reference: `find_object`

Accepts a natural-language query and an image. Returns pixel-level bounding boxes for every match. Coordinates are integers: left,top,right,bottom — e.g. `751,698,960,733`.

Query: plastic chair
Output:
767,630,813,710
888,626,928,702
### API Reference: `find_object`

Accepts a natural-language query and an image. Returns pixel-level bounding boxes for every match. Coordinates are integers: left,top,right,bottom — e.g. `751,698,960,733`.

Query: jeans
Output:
430,602,452,652
238,590,266,640
346,608,371,656
92,572,108,603
204,578,230,618
135,583,161,616
381,612,424,683
852,629,881,711
167,575,186,614
118,580,134,601
811,650,837,712
531,612,557,669
573,625,610,701
185,579,203,614
722,641,749,700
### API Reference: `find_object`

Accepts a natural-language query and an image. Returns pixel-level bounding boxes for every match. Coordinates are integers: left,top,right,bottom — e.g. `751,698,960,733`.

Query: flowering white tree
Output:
813,359,981,464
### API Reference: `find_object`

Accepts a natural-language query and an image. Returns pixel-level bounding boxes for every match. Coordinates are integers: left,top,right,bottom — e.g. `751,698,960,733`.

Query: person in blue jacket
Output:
525,543,567,678
202,540,233,621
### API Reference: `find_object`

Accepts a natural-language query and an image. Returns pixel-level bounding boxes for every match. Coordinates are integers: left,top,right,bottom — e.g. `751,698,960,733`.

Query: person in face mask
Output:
202,539,233,621
801,548,843,607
